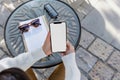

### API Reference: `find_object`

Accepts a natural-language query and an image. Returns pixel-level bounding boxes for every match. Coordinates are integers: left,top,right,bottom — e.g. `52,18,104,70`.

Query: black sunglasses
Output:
19,19,41,33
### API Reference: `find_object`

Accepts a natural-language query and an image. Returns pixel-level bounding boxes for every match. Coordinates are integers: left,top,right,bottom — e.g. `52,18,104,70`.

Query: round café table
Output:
5,0,81,68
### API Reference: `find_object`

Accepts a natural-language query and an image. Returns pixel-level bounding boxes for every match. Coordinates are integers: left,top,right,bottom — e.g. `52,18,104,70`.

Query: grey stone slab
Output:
0,53,9,60
2,0,21,3
20,0,30,2
2,0,23,11
89,61,114,80
78,0,93,16
88,38,114,61
88,0,99,5
33,66,56,80
0,49,6,58
33,69,46,80
113,72,120,80
0,39,10,55
76,47,97,73
81,73,88,80
11,0,21,2
0,27,4,41
76,0,94,20
107,50,120,72
34,69,46,74
69,0,84,10
43,66,56,78
79,28,95,48
76,9,86,21
0,4,11,26
13,1,23,8
2,0,15,11
0,0,4,4
81,0,120,50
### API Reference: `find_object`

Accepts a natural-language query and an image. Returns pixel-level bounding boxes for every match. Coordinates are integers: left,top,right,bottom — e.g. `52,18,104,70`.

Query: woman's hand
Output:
42,32,52,55
43,32,75,56
61,41,75,56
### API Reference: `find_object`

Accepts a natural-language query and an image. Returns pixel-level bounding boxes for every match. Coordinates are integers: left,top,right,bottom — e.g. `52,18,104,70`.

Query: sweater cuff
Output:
31,48,46,61
62,53,76,66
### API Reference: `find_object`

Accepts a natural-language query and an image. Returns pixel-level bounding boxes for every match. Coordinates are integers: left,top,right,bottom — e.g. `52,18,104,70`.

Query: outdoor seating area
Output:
0,0,120,80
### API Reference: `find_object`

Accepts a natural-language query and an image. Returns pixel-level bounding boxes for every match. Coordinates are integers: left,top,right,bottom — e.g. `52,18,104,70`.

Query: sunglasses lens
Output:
19,24,29,33
31,19,41,27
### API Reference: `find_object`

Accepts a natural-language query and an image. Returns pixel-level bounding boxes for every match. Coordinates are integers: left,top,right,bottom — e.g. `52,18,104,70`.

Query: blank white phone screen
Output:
50,22,66,52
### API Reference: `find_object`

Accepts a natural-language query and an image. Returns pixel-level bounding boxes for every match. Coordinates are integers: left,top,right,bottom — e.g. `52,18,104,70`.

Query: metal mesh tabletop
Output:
5,0,81,68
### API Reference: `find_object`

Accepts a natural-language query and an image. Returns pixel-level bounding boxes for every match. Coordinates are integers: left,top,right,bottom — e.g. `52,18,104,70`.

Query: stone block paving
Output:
112,72,120,80
0,3,11,26
76,47,97,73
88,38,114,61
89,61,114,80
0,0,120,80
107,50,120,72
81,0,120,50
79,28,95,49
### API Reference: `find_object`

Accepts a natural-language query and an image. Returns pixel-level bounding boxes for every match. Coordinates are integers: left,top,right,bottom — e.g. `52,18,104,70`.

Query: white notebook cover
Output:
19,16,48,53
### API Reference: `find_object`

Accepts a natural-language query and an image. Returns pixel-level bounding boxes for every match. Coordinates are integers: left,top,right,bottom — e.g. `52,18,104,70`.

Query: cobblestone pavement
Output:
0,0,120,80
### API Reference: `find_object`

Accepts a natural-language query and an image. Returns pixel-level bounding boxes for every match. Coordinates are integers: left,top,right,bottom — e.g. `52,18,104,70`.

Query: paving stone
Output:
0,4,11,26
0,49,6,58
76,9,86,21
0,0,6,2
89,61,114,80
2,0,23,11
13,1,24,8
35,69,46,74
11,0,21,2
0,27,4,41
3,0,23,11
107,50,120,72
76,47,97,73
81,73,88,80
0,53,9,60
33,69,46,80
81,0,120,50
88,38,114,61
68,0,84,10
75,0,94,21
33,66,56,80
2,0,15,11
79,28,95,48
78,0,93,16
112,72,120,80
20,0,31,2
87,0,99,6
0,39,10,55
43,66,56,78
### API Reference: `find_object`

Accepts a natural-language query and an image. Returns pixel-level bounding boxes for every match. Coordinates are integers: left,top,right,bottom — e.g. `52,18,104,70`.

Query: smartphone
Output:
50,21,67,53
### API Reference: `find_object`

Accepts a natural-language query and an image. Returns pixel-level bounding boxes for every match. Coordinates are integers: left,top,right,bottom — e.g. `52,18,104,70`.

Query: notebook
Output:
19,15,48,53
